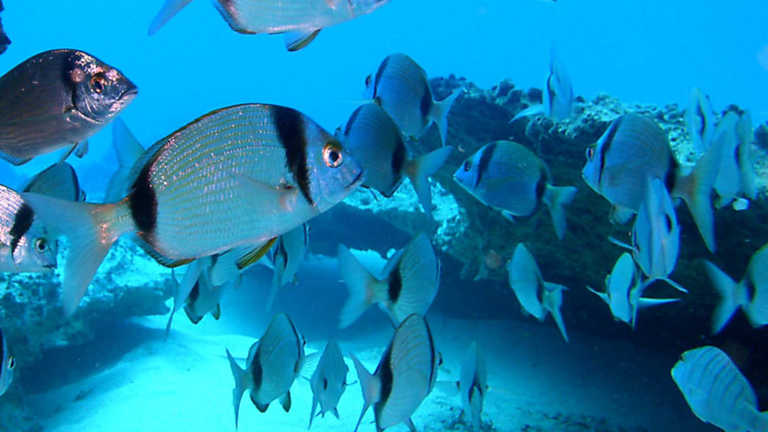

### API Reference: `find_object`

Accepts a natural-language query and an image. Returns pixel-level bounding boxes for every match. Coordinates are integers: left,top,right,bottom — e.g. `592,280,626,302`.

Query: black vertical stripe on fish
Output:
272,106,313,206
391,137,406,179
535,169,547,203
419,87,432,121
129,164,158,235
285,315,303,373
376,347,395,417
251,355,264,391
388,267,403,303
424,319,437,384
344,106,364,137
302,224,309,247
372,56,391,100
664,154,679,192
597,117,622,187
696,103,706,135
745,278,756,304
475,142,497,189
9,203,33,255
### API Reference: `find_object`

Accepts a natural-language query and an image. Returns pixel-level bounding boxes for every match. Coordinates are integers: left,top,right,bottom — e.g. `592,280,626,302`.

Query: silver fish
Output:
711,110,757,210
149,0,389,51
454,140,577,240
0,184,56,272
686,88,716,154
506,243,568,342
365,53,461,146
703,243,768,334
672,346,768,432
459,341,487,431
339,103,453,216
0,327,14,397
267,223,309,311
587,253,679,328
22,103,363,316
351,314,438,432
338,233,440,328
308,340,350,428
511,47,573,123
0,49,137,165
582,113,720,252
23,162,85,202
226,313,305,427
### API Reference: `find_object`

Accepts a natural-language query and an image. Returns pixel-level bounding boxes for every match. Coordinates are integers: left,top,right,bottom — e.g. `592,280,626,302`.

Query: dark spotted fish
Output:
0,49,137,165
351,314,438,432
226,313,305,427
21,103,363,316
0,327,14,397
0,184,56,272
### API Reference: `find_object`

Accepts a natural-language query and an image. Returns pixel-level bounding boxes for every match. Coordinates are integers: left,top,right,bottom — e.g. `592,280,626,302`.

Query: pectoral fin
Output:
285,29,321,51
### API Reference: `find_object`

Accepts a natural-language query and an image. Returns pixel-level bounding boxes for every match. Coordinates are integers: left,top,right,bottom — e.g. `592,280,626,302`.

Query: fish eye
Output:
586,146,595,160
462,160,472,172
7,356,14,370
323,142,344,168
35,238,48,253
90,73,108,94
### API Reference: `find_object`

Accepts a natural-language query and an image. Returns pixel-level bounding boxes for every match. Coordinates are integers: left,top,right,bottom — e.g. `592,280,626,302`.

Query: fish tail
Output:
673,145,720,253
337,245,383,328
543,282,569,343
307,395,318,429
543,185,577,240
148,0,194,35
350,354,379,432
404,146,453,217
703,261,742,334
431,87,462,146
226,348,247,429
22,193,132,316
509,104,545,123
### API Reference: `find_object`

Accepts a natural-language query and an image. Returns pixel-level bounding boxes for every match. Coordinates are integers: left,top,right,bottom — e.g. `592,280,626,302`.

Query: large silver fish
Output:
22,103,363,316
23,162,85,202
339,103,453,216
149,0,389,51
365,53,461,146
0,49,137,165
226,313,305,427
703,243,768,335
351,314,438,432
0,327,14,397
672,346,768,432
506,243,568,342
454,140,577,240
337,233,440,328
266,223,309,311
308,340,350,429
582,113,720,252
0,184,57,272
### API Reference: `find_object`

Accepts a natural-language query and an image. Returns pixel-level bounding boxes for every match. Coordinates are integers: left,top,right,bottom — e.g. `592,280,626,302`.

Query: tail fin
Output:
510,104,546,123
703,261,741,334
404,147,453,217
543,185,577,240
673,143,720,252
350,354,380,432
165,260,203,337
337,245,382,328
227,348,248,429
22,193,131,316
148,0,194,35
430,88,462,146
586,285,609,305
543,282,569,342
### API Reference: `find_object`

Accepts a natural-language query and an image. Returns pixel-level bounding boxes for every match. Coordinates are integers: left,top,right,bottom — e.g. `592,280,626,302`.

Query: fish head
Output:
69,51,137,123
15,221,58,272
305,130,364,212
581,141,603,195
452,150,482,194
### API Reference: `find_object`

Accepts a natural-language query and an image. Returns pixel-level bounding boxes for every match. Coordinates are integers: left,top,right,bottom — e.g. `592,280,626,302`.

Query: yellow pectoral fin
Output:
236,237,278,271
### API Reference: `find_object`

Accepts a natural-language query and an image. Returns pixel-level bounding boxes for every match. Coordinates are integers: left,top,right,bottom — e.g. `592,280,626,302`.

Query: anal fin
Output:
284,29,321,51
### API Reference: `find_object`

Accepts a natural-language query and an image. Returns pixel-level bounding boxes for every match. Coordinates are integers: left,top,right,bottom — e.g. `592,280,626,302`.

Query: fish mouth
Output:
119,86,138,101
346,170,365,189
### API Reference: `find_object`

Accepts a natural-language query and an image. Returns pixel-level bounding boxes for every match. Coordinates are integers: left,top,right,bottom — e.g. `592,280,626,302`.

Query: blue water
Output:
1,1,766,431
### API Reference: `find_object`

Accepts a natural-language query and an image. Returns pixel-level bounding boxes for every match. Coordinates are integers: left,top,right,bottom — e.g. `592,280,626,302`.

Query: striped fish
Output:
365,53,461,146
510,46,574,123
23,162,85,202
351,314,438,432
337,233,440,328
0,184,57,273
226,313,306,427
266,223,309,311
0,327,14,397
453,140,577,240
21,104,363,316
686,88,716,154
308,339,350,429
148,0,389,51
672,346,768,432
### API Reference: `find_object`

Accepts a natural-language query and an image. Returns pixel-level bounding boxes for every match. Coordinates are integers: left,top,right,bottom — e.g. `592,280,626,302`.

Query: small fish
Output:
686,88,716,154
587,253,679,328
582,113,720,252
308,340,350,429
105,118,145,202
22,162,85,202
365,53,461,146
340,103,453,216
337,233,440,328
351,314,438,432
458,341,487,431
511,47,573,123
703,243,768,334
0,184,57,272
672,346,768,432
21,103,363,316
0,49,137,165
0,327,14,397
506,243,568,342
149,0,389,51
454,140,577,240
226,313,305,427
267,223,309,311
711,110,757,209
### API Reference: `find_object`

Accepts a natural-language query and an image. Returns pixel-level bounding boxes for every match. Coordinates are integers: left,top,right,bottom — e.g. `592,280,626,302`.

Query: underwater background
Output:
0,0,767,431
